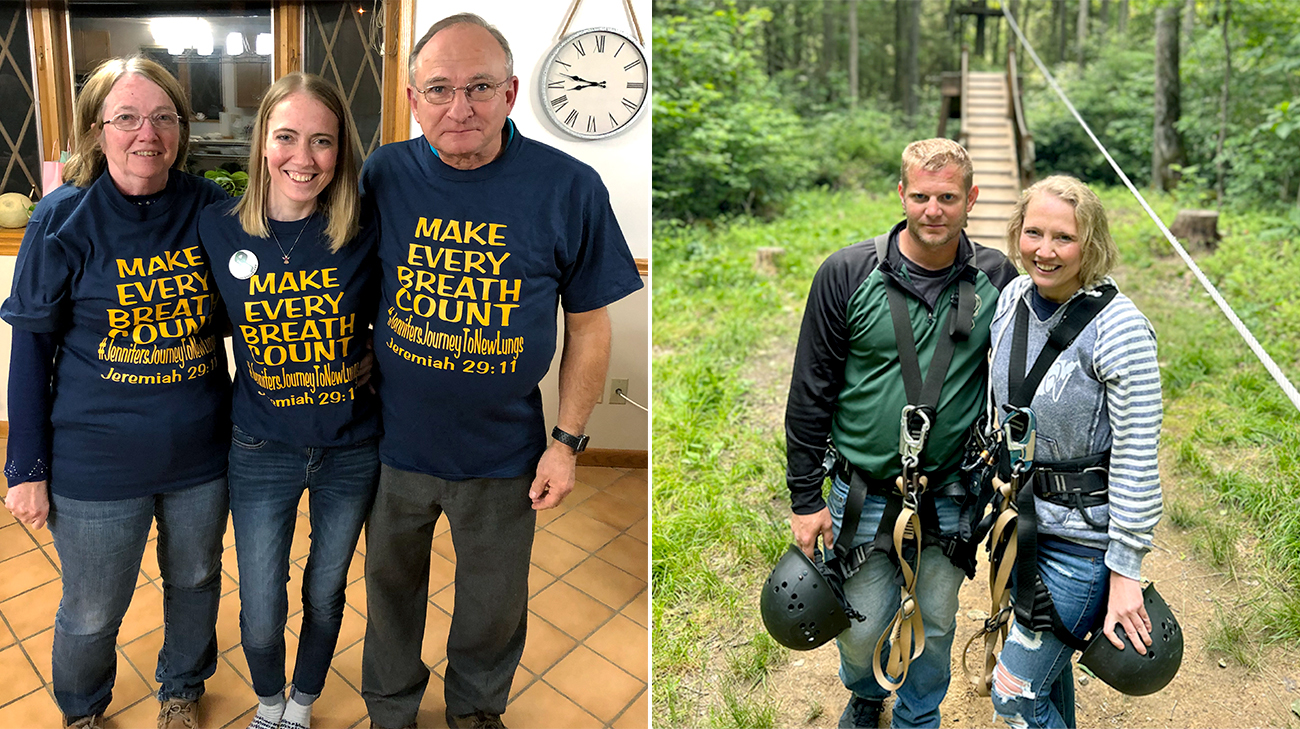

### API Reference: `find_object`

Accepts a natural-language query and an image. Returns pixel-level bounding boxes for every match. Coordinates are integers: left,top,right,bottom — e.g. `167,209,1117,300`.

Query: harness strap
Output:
1009,285,1118,408
961,474,1018,696
872,475,928,691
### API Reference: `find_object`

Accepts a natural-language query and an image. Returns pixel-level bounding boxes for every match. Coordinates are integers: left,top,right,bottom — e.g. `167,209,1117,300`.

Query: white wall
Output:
411,0,651,452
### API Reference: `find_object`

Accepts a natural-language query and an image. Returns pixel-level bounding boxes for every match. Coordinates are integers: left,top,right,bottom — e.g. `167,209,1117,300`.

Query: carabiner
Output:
1002,406,1036,473
898,405,931,468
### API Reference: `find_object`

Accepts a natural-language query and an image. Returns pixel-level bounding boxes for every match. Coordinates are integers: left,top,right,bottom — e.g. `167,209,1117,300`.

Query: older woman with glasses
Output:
2,56,230,729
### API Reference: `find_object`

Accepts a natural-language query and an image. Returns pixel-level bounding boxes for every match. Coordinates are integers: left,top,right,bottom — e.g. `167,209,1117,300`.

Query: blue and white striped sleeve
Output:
1093,294,1163,580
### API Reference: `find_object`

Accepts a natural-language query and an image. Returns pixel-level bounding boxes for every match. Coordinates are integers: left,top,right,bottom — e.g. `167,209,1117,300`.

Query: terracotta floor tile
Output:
529,582,612,641
216,590,243,655
107,695,164,728
286,563,305,619
41,542,61,571
331,640,362,690
428,551,456,595
431,530,456,565
138,537,161,581
622,590,648,628
221,543,241,586
0,502,12,527
505,680,601,729
509,666,534,701
0,643,44,706
103,651,154,719
309,669,368,729
421,604,452,667
433,516,450,536
0,621,13,651
289,515,312,562
405,671,447,729
344,572,368,617
345,547,365,585
0,569,60,642
219,522,233,549
533,503,565,528
529,531,588,577
603,472,647,504
543,511,619,553
23,627,53,683
527,563,556,597
564,557,644,609
584,614,648,680
562,480,598,509
330,604,367,660
119,582,165,645
574,466,623,490
0,548,59,601
575,491,644,531
224,643,252,685
626,516,648,544
0,522,38,563
33,523,55,547
431,583,454,615
518,615,576,675
542,646,643,723
597,534,648,581
610,690,648,729
0,687,62,729
200,658,257,728
121,627,164,691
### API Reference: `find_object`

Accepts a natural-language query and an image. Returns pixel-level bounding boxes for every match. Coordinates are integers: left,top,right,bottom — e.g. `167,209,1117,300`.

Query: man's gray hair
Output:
408,13,514,85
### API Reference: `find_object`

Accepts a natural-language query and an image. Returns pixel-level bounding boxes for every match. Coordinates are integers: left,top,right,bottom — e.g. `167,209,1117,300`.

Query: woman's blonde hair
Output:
1005,175,1119,290
63,56,192,188
235,72,360,252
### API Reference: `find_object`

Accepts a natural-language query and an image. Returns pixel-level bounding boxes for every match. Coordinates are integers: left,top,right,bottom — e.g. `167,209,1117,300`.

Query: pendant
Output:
229,249,259,279
283,255,290,264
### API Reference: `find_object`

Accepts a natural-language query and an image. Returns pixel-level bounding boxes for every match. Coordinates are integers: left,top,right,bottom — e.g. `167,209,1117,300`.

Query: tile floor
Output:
0,464,648,729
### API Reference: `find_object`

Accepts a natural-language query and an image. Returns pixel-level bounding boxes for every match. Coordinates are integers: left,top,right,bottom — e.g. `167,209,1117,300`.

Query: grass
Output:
652,182,1300,720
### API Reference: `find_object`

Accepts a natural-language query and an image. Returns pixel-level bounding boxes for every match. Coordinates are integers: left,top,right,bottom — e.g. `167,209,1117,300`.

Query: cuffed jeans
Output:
361,464,536,728
827,476,966,729
228,426,379,697
48,476,227,719
991,544,1109,729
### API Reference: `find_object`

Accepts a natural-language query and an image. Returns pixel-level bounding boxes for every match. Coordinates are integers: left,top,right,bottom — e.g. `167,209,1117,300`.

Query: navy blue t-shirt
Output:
1,170,231,499
199,199,380,447
360,128,643,479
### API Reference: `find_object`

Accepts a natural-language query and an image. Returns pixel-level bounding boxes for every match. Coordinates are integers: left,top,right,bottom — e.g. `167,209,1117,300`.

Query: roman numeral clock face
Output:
540,28,649,140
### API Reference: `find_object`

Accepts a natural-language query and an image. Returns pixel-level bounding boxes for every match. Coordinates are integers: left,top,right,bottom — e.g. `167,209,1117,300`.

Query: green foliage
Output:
204,169,248,196
653,3,815,220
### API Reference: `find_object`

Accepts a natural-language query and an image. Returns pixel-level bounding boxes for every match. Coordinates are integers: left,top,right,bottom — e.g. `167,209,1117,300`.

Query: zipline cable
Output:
1000,6,1300,414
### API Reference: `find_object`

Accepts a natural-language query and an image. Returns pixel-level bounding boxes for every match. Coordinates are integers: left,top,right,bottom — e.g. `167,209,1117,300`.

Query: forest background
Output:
651,0,1300,726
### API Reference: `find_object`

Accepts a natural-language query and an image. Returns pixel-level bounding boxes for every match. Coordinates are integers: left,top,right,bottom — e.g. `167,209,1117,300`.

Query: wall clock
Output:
538,27,649,141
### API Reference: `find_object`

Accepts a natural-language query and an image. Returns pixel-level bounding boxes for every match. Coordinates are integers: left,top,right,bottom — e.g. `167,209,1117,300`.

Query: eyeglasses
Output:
100,112,181,132
413,79,508,105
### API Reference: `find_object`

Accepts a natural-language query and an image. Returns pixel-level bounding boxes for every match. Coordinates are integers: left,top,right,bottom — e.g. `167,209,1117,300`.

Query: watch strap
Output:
552,426,589,453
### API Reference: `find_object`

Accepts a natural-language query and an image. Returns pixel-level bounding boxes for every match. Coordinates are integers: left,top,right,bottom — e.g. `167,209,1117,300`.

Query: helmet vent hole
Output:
1147,650,1156,660
781,581,788,588
798,602,805,610
790,592,798,600
812,583,819,589
787,603,796,612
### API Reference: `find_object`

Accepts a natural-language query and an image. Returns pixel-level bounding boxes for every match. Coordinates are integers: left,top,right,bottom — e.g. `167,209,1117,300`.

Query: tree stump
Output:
755,247,785,276
1170,209,1220,250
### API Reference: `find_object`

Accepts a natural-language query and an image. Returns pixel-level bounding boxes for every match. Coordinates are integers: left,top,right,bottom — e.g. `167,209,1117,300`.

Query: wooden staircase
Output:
961,70,1021,250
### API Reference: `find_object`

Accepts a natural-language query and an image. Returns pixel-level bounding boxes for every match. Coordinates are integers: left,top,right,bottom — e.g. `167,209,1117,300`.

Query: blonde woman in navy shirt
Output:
2,57,230,729
198,72,379,729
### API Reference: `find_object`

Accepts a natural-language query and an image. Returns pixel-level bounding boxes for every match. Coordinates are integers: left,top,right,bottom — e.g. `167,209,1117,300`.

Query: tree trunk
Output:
1099,0,1109,39
1118,0,1128,35
1152,5,1184,191
1056,0,1068,64
822,0,837,102
1182,0,1197,44
849,0,859,106
896,0,919,117
1077,0,1089,65
1216,0,1232,206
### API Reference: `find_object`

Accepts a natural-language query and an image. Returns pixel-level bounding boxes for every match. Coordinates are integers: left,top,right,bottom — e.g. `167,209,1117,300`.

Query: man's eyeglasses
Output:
100,112,181,132
413,80,508,106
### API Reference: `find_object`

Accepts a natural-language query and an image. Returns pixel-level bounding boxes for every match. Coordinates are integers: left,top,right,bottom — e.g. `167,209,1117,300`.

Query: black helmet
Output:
761,545,850,650
1078,583,1183,696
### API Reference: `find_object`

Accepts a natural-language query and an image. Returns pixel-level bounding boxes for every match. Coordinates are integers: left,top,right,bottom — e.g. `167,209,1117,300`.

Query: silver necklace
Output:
268,211,314,264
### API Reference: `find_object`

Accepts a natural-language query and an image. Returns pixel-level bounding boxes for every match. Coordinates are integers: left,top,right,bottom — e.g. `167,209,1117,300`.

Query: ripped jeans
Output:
991,543,1109,729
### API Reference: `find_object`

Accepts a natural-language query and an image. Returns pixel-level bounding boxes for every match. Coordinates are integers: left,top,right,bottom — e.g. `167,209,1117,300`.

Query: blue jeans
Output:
48,476,227,719
827,476,966,729
991,544,1109,729
228,426,379,697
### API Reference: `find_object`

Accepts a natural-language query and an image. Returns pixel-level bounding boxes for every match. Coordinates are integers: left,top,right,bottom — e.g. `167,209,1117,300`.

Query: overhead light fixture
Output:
226,32,243,56
256,32,273,56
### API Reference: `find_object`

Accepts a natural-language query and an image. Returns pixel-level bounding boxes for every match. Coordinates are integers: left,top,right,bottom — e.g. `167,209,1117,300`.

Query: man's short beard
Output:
905,213,967,249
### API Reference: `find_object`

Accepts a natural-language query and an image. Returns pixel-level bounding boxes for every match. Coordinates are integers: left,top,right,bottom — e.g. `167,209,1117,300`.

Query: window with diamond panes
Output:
304,1,383,168
0,5,40,197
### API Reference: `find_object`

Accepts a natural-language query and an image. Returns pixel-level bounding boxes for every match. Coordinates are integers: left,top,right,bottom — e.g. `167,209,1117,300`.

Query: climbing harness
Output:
963,284,1118,695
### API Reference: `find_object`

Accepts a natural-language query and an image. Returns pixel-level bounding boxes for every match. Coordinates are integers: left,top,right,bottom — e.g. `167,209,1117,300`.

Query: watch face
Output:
540,28,649,140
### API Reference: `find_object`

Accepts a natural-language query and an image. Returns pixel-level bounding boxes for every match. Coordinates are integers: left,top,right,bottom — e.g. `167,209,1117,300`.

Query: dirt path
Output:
745,342,1300,729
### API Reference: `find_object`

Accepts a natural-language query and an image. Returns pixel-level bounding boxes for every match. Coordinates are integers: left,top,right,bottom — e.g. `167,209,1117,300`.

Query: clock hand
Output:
570,81,608,91
560,73,602,85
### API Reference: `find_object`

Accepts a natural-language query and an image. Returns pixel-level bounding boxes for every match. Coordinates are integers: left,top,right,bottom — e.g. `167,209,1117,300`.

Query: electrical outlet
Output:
609,378,629,405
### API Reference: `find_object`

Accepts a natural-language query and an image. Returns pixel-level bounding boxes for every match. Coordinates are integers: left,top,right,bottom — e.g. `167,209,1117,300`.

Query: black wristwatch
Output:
551,426,589,454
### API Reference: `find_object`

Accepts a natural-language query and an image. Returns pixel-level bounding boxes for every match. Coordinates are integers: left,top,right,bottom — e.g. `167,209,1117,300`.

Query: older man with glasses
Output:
357,12,642,729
